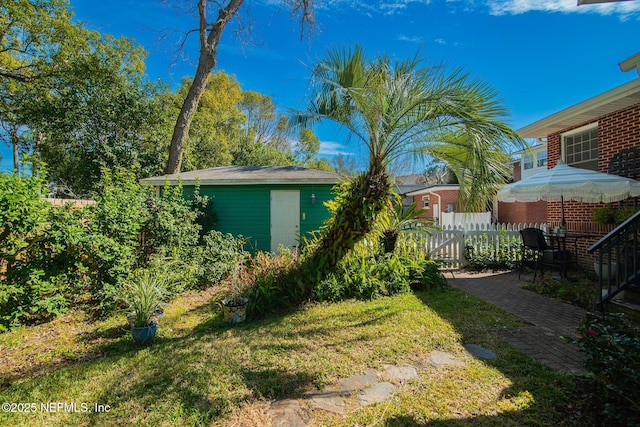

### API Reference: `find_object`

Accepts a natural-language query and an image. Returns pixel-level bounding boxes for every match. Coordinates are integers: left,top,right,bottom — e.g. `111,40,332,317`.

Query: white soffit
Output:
619,52,640,76
518,79,640,138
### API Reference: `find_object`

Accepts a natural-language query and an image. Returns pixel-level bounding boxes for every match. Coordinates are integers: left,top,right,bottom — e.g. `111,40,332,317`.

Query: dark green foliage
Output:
0,169,245,330
246,249,304,319
523,275,598,310
576,313,640,426
314,248,445,302
464,231,522,271
593,206,640,225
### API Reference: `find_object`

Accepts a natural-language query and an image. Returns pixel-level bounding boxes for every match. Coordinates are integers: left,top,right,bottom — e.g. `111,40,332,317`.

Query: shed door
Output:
270,190,300,252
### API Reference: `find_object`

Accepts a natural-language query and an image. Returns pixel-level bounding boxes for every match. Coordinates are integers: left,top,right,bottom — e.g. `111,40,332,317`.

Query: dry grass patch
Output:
0,284,582,426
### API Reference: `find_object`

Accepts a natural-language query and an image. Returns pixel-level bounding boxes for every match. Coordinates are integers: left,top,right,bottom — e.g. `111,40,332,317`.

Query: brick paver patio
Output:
449,270,588,373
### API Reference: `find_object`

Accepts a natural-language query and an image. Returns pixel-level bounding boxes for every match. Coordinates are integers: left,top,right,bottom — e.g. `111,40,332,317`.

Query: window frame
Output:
561,123,598,171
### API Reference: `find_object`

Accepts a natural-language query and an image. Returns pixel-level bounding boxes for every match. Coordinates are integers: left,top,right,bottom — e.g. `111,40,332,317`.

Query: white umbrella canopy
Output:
497,159,640,225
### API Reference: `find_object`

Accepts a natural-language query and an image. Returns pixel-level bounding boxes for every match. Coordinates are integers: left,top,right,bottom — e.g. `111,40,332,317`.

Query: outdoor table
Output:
544,232,596,278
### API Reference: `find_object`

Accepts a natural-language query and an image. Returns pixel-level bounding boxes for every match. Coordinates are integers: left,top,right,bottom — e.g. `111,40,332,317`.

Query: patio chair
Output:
518,227,568,282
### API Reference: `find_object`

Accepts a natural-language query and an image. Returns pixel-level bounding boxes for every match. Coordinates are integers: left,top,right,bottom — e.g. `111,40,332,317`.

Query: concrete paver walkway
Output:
449,270,588,373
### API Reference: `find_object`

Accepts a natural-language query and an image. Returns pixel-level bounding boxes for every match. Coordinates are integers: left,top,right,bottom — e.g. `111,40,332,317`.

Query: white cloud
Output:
397,34,426,43
285,0,640,19
486,0,640,18
318,141,353,156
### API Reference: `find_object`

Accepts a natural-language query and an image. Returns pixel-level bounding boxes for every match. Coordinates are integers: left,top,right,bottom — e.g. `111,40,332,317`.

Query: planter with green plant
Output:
594,206,640,225
220,266,249,324
120,268,168,344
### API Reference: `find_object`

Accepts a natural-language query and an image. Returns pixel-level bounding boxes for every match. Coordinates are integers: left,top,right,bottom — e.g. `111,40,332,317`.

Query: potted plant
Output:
120,268,168,344
220,266,249,324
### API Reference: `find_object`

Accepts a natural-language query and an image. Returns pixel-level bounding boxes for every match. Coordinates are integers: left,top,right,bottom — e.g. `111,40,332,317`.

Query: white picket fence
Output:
405,222,548,269
439,212,491,228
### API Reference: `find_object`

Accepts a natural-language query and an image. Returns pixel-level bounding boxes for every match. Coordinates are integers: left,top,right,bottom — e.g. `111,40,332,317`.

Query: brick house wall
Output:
545,103,640,269
497,160,548,225
411,188,460,221
546,103,640,226
513,160,522,181
497,200,547,225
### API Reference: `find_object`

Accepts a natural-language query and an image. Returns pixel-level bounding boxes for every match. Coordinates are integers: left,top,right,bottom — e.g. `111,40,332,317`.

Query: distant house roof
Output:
405,184,459,197
396,184,427,195
141,166,341,186
518,78,640,138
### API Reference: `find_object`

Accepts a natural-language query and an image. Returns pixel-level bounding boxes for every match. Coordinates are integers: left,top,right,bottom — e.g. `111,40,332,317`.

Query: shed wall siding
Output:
182,184,335,252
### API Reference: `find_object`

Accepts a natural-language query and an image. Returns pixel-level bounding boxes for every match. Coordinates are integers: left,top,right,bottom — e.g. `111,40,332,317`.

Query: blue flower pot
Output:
131,322,158,344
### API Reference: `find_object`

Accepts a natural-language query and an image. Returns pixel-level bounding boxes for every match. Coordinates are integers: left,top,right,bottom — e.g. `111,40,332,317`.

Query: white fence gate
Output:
406,223,548,269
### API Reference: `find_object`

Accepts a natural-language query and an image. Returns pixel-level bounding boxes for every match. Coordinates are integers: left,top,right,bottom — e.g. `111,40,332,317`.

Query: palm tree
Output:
295,45,523,275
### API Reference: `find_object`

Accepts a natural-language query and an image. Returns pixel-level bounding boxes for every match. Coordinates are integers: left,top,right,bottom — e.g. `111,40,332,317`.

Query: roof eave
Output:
140,178,340,186
405,185,460,196
517,79,640,138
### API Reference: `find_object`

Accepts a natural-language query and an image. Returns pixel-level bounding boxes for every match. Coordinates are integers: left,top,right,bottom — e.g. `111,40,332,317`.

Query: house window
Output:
537,151,547,168
563,125,598,171
422,196,429,209
446,203,455,213
523,154,534,170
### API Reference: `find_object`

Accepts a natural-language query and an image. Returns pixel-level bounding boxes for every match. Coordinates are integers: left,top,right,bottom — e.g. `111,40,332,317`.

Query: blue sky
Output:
2,0,639,171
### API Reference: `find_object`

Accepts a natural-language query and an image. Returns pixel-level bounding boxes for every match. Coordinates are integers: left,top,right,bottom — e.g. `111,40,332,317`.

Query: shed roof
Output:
518,78,640,138
141,166,341,186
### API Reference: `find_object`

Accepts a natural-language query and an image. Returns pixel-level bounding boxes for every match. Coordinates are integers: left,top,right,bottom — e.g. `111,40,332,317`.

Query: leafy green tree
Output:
180,72,246,171
232,137,295,167
0,0,85,174
296,45,522,274
1,0,165,195
26,33,162,196
240,91,292,151
296,128,319,161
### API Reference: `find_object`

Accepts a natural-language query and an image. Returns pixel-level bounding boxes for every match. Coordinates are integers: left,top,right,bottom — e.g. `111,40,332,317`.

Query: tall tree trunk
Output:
11,125,19,173
308,160,391,276
164,0,244,174
32,132,44,176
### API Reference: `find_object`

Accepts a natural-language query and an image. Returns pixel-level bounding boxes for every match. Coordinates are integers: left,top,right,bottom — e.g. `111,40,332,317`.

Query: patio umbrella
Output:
497,159,640,226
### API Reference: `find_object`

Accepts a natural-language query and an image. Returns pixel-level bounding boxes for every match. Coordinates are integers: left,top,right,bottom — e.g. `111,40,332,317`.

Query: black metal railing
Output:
588,210,640,311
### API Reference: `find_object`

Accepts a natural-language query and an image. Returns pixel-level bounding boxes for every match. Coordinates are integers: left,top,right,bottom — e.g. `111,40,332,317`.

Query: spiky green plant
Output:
120,268,169,327
295,44,523,275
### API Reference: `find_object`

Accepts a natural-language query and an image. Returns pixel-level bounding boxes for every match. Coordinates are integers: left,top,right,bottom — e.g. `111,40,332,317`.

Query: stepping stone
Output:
463,343,497,360
358,382,397,407
270,398,308,427
305,389,347,414
335,369,379,394
383,364,419,381
428,350,466,368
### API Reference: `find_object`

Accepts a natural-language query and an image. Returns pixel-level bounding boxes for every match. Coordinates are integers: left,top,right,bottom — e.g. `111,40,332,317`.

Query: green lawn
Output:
0,284,586,426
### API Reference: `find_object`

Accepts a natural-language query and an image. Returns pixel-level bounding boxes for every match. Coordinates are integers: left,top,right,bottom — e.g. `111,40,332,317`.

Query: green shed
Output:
141,166,340,253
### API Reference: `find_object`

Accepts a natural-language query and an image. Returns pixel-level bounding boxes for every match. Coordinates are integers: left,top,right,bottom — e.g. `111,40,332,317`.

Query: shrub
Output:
523,275,598,310
576,313,640,426
464,230,522,271
313,233,445,303
246,248,304,318
0,168,244,329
